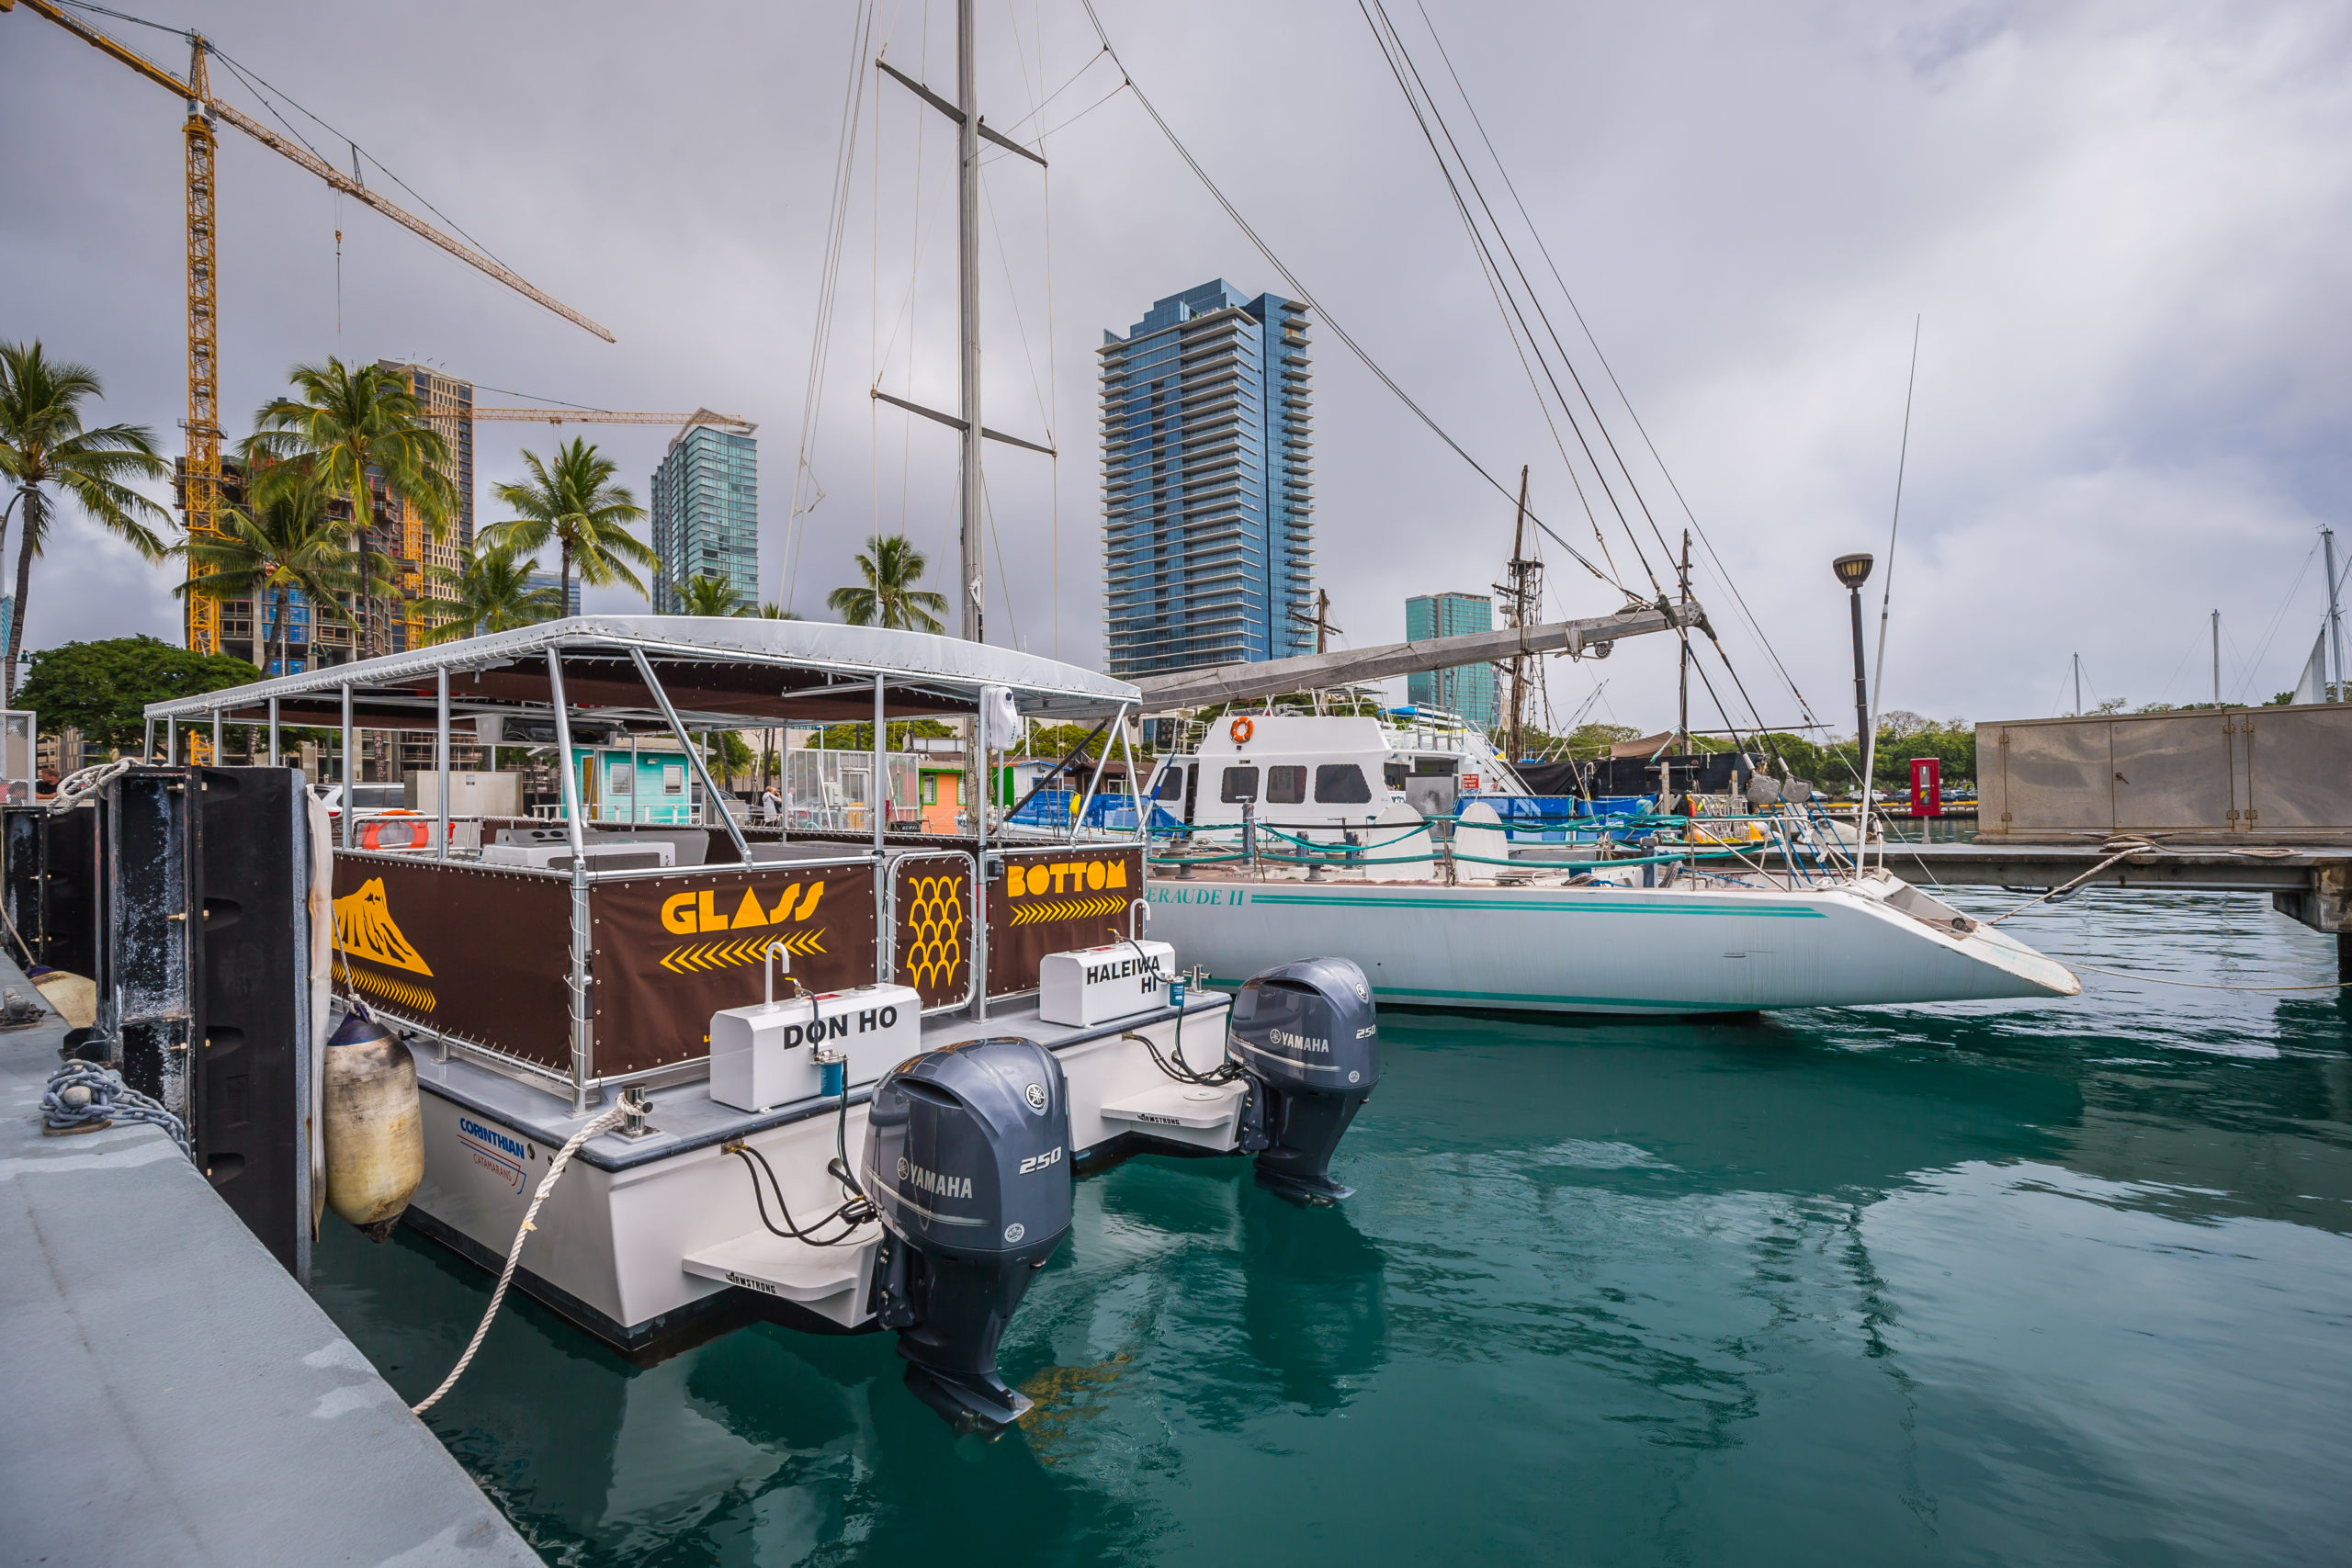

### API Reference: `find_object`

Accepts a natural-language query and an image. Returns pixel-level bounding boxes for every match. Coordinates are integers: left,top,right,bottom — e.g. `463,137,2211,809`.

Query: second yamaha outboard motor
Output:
1229,957,1381,1202
863,1036,1071,1432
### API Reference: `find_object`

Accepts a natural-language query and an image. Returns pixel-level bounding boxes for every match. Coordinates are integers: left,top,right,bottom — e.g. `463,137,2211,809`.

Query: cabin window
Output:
1154,765,1185,802
1313,764,1373,804
1219,765,1260,803
1266,765,1306,805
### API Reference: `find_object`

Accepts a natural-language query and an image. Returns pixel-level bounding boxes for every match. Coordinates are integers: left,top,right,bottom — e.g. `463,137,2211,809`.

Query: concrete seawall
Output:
0,952,540,1568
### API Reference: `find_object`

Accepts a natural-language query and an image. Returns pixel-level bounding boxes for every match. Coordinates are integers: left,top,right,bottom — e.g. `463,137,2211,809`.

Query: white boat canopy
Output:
142,615,1140,731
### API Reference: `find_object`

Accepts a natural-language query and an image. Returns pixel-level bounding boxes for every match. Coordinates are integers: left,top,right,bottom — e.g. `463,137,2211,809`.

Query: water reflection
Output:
311,890,2352,1566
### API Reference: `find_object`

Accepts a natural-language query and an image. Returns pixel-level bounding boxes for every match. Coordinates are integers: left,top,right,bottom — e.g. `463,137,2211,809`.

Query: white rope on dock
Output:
409,1101,628,1416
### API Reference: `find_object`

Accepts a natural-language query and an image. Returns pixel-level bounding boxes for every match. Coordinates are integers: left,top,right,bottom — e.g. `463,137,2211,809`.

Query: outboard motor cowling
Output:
862,1036,1071,1432
1229,957,1381,1202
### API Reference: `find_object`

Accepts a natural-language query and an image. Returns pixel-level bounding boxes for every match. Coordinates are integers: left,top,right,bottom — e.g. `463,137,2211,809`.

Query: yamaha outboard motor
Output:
863,1036,1071,1432
1229,957,1381,1202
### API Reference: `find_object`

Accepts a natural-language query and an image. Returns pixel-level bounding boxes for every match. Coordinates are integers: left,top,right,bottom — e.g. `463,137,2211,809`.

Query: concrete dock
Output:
0,953,541,1568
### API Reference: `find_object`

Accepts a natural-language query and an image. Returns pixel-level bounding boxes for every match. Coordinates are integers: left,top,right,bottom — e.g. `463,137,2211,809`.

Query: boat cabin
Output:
1147,709,1525,832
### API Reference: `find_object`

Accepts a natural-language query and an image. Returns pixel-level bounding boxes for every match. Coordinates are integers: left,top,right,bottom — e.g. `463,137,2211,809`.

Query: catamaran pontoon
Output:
144,617,1380,1430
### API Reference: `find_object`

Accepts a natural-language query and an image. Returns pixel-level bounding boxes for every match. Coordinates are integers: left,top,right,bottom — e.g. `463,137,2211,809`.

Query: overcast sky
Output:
6,0,2349,734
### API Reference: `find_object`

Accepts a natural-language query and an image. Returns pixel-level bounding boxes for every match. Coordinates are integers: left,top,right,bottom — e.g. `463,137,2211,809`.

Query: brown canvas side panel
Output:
987,846,1144,996
331,855,574,1071
589,862,878,1076
892,852,974,1010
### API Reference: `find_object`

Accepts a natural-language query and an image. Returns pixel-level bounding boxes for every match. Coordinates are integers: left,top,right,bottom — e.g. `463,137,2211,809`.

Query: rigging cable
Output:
1073,0,1623,592
1857,318,1922,867
784,0,880,612
1407,0,1826,734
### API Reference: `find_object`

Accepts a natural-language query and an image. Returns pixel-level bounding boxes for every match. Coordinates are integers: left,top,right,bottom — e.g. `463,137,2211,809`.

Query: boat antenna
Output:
1858,317,1920,868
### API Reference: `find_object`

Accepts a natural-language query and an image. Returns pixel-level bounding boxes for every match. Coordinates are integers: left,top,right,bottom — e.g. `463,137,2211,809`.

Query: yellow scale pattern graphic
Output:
334,959,436,1015
1011,895,1126,928
659,928,829,975
901,874,966,992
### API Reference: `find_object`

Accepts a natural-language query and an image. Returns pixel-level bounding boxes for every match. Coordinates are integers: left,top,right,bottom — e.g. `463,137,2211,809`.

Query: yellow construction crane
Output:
5,0,613,656
473,407,756,434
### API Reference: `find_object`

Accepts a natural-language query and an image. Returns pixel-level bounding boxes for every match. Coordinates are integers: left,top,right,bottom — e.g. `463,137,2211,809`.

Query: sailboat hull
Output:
1141,874,2078,1013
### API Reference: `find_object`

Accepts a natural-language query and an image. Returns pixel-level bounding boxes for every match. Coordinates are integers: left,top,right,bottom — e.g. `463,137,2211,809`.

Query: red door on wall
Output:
1908,757,1942,818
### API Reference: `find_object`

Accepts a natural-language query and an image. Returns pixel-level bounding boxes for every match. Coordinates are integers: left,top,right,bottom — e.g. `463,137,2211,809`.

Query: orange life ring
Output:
1229,716,1254,744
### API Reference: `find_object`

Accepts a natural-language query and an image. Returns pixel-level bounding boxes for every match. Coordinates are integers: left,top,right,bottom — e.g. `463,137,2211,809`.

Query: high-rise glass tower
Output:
1100,280,1313,677
651,423,759,613
1406,592,1498,733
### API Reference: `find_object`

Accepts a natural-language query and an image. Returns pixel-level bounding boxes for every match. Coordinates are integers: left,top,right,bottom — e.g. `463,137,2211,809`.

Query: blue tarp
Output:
1009,789,1180,833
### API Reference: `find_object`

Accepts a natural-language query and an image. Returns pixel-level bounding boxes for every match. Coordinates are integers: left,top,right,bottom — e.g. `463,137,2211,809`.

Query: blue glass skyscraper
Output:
1099,280,1313,677
651,423,759,613
1406,592,1498,733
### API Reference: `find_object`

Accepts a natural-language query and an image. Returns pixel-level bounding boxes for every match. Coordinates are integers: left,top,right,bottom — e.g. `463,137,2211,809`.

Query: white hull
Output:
405,998,1247,1348
1142,871,2077,1013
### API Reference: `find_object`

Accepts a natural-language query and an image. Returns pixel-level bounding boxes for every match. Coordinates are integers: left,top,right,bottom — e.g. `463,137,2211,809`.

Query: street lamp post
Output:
1833,554,1874,769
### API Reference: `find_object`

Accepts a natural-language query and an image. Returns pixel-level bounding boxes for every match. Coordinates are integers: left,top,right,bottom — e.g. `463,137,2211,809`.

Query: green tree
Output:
171,460,361,677
481,438,654,609
421,542,562,645
827,533,947,632
249,357,456,660
16,636,258,752
672,572,748,617
0,342,174,702
752,602,802,620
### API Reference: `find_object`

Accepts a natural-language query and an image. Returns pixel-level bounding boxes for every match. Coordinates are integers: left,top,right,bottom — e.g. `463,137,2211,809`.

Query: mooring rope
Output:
410,1100,629,1416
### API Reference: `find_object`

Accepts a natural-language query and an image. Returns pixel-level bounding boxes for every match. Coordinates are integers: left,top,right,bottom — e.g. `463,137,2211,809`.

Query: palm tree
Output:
827,533,947,633
249,357,454,660
0,342,173,701
420,542,563,645
480,438,655,608
171,459,359,677
753,602,803,620
673,572,748,617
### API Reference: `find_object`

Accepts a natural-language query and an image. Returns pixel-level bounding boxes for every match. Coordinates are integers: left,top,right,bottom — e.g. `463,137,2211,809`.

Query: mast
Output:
2074,653,2082,716
956,0,983,645
2324,526,2344,702
1676,530,1692,747
1492,465,1540,762
2211,609,2220,705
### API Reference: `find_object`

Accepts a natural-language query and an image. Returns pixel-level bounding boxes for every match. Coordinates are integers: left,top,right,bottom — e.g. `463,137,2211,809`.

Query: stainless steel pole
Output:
267,695,280,770
210,709,222,766
956,0,984,645
144,717,155,762
627,645,751,863
544,648,594,1113
874,673,888,983
435,666,450,861
2211,610,2221,706
1070,702,1123,845
164,717,176,765
338,684,353,850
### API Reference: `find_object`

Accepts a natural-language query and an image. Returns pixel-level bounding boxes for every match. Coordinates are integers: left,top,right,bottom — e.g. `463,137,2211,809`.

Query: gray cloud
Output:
6,0,2347,731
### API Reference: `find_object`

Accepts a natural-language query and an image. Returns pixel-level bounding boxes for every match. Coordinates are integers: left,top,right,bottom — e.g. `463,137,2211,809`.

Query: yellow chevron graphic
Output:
334,958,437,1015
334,877,433,976
1010,895,1125,928
658,927,830,975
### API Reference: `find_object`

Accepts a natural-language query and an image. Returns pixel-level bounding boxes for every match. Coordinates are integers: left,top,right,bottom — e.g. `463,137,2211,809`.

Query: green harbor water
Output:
314,888,2352,1566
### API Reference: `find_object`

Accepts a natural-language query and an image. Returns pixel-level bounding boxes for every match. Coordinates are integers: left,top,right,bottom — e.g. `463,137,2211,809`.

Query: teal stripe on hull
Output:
1203,976,1757,1012
1223,890,1827,919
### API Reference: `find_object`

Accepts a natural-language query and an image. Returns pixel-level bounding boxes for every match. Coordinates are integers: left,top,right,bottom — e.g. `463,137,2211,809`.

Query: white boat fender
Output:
322,1009,424,1242
1227,957,1382,1204
25,965,96,1031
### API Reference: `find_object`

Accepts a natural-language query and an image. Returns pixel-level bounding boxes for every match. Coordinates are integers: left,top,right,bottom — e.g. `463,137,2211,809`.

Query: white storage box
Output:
1038,940,1174,1028
707,983,922,1112
479,838,674,872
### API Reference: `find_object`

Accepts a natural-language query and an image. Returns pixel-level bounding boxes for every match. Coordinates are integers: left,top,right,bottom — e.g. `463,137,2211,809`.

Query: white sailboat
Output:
1129,709,2078,1014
